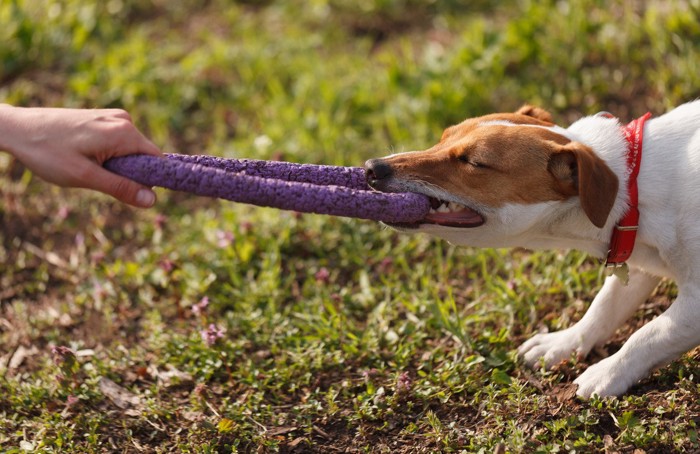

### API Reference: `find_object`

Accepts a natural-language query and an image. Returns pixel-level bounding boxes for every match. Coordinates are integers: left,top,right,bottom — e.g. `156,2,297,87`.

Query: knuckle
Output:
109,108,132,122
110,119,136,135
103,121,139,150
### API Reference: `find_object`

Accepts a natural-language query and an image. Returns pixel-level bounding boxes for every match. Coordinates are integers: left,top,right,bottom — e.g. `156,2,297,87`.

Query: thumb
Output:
89,167,157,208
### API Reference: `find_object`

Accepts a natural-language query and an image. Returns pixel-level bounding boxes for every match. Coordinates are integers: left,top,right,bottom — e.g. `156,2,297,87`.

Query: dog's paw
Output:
574,355,639,398
517,328,590,369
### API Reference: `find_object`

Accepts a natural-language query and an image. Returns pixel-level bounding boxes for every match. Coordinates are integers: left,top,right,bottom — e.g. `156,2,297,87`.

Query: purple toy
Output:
104,154,430,224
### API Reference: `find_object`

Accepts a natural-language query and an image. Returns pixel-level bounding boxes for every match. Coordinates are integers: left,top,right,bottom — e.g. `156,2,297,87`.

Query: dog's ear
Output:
548,142,619,228
516,105,554,124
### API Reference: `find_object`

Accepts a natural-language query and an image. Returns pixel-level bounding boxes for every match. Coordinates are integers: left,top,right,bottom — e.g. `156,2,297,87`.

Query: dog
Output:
365,101,700,398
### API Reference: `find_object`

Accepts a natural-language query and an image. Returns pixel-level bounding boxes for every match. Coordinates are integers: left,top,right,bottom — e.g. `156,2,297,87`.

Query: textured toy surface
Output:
104,154,430,223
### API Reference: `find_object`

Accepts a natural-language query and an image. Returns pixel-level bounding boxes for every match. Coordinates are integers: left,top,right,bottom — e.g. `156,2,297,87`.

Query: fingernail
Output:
136,189,156,207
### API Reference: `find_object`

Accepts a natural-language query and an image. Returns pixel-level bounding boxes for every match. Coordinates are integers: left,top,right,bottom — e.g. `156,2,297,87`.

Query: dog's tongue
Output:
423,208,484,227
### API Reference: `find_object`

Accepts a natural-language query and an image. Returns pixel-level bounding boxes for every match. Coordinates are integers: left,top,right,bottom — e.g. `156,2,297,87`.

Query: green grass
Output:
2,0,700,452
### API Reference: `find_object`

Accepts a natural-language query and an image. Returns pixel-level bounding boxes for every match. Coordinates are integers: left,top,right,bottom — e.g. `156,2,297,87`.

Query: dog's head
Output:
365,106,619,247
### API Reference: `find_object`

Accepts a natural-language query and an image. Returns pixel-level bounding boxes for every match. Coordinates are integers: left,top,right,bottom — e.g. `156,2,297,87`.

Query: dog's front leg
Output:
518,268,660,369
575,285,700,397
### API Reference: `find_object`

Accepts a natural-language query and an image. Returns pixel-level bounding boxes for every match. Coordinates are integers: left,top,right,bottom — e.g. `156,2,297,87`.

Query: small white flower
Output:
253,135,273,152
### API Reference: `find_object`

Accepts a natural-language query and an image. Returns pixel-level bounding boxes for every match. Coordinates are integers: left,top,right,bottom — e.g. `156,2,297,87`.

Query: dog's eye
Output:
458,154,486,168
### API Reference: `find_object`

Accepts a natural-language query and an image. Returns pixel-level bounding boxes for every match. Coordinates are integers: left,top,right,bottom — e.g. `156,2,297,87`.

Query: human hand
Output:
0,105,163,208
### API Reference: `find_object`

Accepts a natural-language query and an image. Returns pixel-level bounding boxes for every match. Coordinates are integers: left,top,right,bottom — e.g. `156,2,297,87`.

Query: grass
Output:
2,0,700,452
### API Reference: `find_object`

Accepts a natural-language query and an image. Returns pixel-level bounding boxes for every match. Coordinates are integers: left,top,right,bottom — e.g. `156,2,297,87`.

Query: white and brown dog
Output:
365,101,700,398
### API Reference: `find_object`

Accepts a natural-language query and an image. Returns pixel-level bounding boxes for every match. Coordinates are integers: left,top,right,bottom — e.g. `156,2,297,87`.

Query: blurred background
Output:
3,0,699,163
2,1,700,452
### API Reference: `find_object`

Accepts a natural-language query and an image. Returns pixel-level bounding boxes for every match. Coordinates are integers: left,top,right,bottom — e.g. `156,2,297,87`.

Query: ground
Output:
2,0,700,452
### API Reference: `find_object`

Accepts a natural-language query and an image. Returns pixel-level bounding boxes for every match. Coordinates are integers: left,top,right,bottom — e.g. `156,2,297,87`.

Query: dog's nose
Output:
365,159,393,184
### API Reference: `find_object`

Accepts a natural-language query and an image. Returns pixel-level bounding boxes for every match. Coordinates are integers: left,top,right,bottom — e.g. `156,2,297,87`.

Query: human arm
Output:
0,104,163,207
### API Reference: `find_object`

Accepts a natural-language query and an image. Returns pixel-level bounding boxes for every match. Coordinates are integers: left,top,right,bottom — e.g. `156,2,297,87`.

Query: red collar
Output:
605,112,652,268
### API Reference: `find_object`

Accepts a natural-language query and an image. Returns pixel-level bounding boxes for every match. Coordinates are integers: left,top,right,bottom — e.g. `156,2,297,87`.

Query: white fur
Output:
408,101,700,397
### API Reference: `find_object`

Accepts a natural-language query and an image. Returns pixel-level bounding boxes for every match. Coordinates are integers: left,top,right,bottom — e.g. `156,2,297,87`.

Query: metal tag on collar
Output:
605,261,629,285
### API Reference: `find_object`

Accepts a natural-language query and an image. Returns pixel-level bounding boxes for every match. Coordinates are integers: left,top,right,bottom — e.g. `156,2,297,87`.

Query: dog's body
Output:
366,101,700,397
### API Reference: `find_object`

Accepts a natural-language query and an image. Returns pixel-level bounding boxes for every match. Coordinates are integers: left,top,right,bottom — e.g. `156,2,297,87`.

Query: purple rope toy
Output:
104,154,430,224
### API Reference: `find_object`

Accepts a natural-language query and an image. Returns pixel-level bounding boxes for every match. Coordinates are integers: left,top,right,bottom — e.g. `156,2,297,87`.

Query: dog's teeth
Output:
429,199,467,214
437,205,450,213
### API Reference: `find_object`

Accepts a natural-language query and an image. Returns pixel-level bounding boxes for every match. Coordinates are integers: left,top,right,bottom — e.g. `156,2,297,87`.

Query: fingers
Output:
137,134,163,157
117,127,162,158
88,166,157,208
81,113,162,206
118,112,163,157
95,111,164,160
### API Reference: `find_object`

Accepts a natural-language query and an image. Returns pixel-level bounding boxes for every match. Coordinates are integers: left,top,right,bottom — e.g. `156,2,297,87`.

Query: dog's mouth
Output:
390,197,485,229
